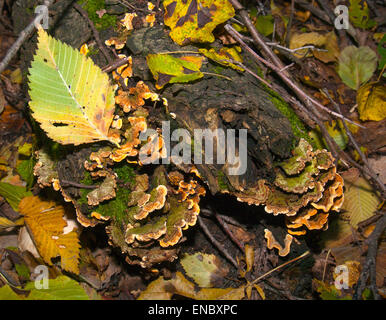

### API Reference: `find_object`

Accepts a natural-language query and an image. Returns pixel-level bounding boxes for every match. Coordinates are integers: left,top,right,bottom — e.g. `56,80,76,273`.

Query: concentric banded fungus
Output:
235,139,344,254
124,171,206,249
86,173,117,206
110,116,147,162
264,229,293,257
134,185,168,220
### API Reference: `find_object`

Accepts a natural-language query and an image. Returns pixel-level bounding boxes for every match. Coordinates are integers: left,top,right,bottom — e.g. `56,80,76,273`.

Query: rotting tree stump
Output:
127,26,295,195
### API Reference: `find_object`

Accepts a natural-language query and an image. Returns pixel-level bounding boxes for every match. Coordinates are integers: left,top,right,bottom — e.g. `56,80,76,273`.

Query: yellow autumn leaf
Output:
0,216,24,229
163,0,235,45
357,82,386,121
313,32,340,63
18,196,80,274
28,29,117,146
138,271,246,300
290,32,327,58
340,168,381,228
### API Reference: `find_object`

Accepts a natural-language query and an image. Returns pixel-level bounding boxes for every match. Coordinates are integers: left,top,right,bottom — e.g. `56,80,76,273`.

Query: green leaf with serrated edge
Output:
341,169,381,228
0,182,32,211
147,54,204,89
28,29,116,146
337,46,378,90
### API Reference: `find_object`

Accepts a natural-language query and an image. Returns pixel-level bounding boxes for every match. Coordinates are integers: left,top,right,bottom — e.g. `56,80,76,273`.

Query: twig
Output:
228,0,288,75
224,24,364,128
73,3,113,64
214,211,245,253
322,89,386,197
0,0,53,74
266,42,328,54
60,180,98,189
284,0,295,48
102,56,132,73
248,250,310,286
295,0,330,24
198,216,238,268
353,213,386,300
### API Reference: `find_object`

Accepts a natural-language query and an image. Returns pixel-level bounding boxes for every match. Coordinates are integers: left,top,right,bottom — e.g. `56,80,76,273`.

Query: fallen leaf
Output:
18,196,81,274
255,14,274,37
0,182,32,211
163,0,235,45
313,32,340,63
28,29,117,146
0,276,90,300
138,271,245,300
356,82,386,121
349,0,376,30
180,252,229,287
337,46,378,90
289,32,326,58
198,46,244,71
147,53,204,89
340,168,381,228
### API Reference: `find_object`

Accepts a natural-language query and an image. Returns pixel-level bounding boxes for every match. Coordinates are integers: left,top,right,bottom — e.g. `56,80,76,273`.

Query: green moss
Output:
95,185,132,223
86,45,99,57
217,171,229,191
79,164,136,223
81,170,93,185
209,65,227,75
78,0,116,30
268,92,310,144
115,164,136,184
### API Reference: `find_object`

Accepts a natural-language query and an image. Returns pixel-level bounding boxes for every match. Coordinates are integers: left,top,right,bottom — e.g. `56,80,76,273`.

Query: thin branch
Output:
322,89,386,197
214,211,245,253
353,213,386,300
0,0,53,74
248,251,310,286
60,180,98,189
102,56,132,73
224,24,364,128
198,216,239,268
73,3,113,64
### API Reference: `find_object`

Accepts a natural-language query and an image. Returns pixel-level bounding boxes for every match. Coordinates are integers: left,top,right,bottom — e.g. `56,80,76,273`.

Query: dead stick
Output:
353,213,386,300
73,3,113,64
102,56,131,73
214,211,245,253
60,180,98,189
322,89,386,197
0,0,53,74
198,216,238,268
249,251,310,286
224,24,364,128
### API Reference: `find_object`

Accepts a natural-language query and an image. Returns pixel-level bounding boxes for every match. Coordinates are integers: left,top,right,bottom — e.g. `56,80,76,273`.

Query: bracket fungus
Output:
123,171,206,250
235,139,344,256
264,229,294,257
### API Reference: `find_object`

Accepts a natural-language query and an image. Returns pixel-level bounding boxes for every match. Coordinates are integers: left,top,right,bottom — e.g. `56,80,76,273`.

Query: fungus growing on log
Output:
235,139,344,255
264,229,293,257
